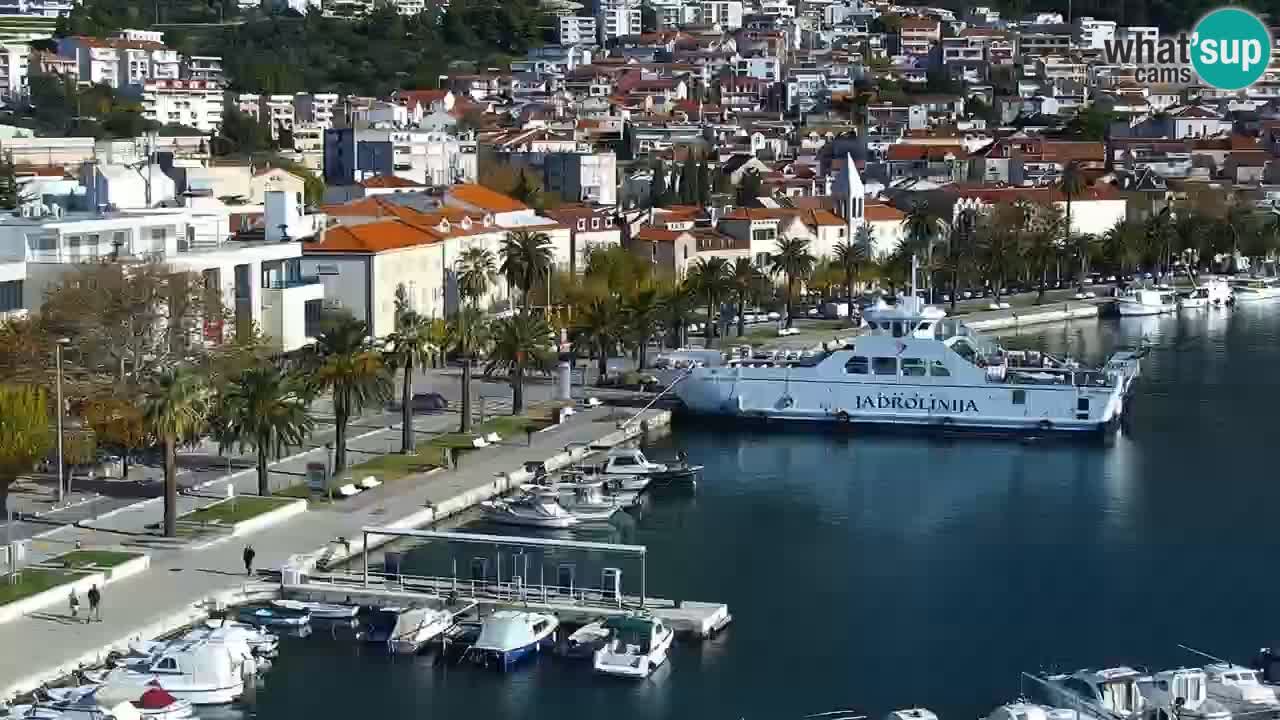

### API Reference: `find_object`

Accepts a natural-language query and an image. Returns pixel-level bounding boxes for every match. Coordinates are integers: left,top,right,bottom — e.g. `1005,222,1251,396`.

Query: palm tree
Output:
447,306,487,434
660,282,696,349
978,204,1024,304
729,258,762,336
944,210,977,312
686,257,732,345
456,246,497,307
384,297,437,454
767,236,816,328
1102,220,1144,275
623,286,664,368
1144,207,1174,281
902,199,939,299
307,314,392,474
1020,203,1064,304
216,363,314,495
573,297,624,383
499,230,553,311
832,238,867,319
142,366,209,537
486,313,554,415
1059,161,1087,292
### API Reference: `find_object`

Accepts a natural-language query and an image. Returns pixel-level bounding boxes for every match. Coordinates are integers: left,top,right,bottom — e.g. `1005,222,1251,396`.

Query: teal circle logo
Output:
1192,8,1272,90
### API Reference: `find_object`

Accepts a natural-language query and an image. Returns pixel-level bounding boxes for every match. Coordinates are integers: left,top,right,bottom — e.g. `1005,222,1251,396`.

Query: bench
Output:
359,476,381,490
337,484,361,497
471,437,489,448
485,432,501,443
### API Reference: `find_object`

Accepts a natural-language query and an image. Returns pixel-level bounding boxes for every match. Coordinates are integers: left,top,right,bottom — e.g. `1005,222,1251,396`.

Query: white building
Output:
596,0,640,42
0,0,74,17
294,92,339,129
323,127,479,187
142,79,224,133
82,163,176,210
559,15,597,46
649,0,696,28
698,0,743,29
182,55,224,83
58,33,179,90
260,95,295,140
0,42,27,100
1075,17,1116,49
508,150,617,206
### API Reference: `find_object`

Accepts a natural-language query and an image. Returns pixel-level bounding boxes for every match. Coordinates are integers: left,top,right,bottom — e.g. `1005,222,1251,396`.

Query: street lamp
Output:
54,337,69,505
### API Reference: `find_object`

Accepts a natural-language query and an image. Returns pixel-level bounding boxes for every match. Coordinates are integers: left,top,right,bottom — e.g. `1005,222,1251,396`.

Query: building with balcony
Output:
698,0,743,29
559,15,597,46
182,55,223,83
323,127,479,188
142,79,224,133
294,92,339,128
1076,17,1115,49
0,41,26,99
260,94,295,140
595,0,640,42
505,150,617,206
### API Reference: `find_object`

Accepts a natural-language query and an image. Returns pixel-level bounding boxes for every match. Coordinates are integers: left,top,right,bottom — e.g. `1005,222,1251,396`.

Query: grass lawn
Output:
0,549,144,606
182,496,294,526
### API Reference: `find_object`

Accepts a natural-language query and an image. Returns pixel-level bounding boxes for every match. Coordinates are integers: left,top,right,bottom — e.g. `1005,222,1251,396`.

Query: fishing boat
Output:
1140,668,1232,720
598,448,702,484
97,637,257,705
272,599,359,620
1041,667,1146,720
1203,663,1280,714
555,619,612,659
592,615,675,678
471,610,559,670
1228,277,1280,302
1178,279,1232,309
1115,288,1176,316
236,602,310,628
363,606,455,654
481,497,579,529
676,296,1143,435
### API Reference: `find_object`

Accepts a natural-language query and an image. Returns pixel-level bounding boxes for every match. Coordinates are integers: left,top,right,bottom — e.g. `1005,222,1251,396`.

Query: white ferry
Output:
675,298,1143,435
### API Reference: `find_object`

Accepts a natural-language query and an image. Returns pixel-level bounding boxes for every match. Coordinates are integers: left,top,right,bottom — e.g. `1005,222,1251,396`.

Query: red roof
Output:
944,182,1122,203
635,227,686,242
446,184,528,213
359,175,425,189
886,144,966,161
865,202,906,222
305,220,444,254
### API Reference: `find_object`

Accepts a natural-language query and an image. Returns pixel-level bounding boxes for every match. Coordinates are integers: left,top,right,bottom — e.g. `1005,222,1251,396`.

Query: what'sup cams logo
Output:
1102,7,1273,90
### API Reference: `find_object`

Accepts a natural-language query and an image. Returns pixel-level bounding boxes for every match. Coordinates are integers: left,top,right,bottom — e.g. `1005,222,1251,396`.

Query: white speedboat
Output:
236,603,310,628
984,702,1078,720
556,619,612,659
677,296,1143,435
192,619,279,657
9,696,145,720
98,637,256,705
1042,667,1146,720
44,685,195,720
471,610,559,670
272,599,359,620
886,709,940,720
1115,288,1176,316
598,448,701,484
363,605,455,654
1140,668,1232,720
1228,277,1280,302
592,615,674,678
481,497,579,529
1203,663,1280,714
1178,279,1233,309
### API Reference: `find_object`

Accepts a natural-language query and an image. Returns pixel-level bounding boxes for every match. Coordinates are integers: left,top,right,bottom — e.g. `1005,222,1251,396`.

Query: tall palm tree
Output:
486,313,554,415
307,315,392,474
384,297,437,454
1102,220,1144,275
660,282,696,349
1059,161,1087,292
447,306,488,434
978,203,1023,304
686,257,732,346
729,257,762,337
832,238,867,320
499,230,553,311
944,210,977,312
767,236,816,328
901,199,940,301
624,286,664,368
142,366,209,537
1143,207,1174,281
216,363,314,495
573,297,624,382
456,246,497,307
1020,203,1064,304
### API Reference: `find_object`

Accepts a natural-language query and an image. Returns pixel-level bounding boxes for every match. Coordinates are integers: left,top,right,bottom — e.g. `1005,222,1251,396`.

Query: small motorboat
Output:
272,599,358,620
598,448,702,485
37,684,195,720
983,702,1078,720
471,610,559,670
481,497,579,529
97,636,258,705
236,602,310,628
9,693,148,720
1115,288,1177,316
363,606,456,654
1141,668,1231,720
592,614,675,678
1042,667,1146,720
555,619,611,659
192,619,279,657
1204,662,1280,714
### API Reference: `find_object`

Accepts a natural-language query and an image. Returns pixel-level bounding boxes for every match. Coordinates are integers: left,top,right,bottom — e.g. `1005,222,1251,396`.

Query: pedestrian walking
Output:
87,584,101,622
243,544,256,576
68,588,80,620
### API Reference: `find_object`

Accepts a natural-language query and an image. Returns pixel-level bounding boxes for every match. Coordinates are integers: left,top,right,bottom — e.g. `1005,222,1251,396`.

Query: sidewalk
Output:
0,405,647,700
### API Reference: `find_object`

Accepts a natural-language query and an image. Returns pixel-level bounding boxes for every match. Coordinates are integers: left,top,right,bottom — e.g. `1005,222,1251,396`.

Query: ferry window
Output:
157,658,177,671
901,358,926,376
891,321,905,337
916,322,932,332
1077,398,1090,411
865,321,879,330
930,361,950,377
872,357,897,375
1012,389,1026,405
845,356,869,374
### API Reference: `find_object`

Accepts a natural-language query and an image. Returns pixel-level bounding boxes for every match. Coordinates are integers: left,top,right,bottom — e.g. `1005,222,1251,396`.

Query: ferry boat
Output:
1115,288,1176,316
675,298,1143,436
1228,277,1280,302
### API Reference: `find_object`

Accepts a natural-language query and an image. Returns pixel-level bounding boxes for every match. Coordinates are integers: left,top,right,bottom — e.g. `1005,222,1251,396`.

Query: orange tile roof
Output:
360,174,425,189
321,196,433,222
719,208,798,221
802,209,846,227
865,203,906,222
305,219,443,254
635,227,686,242
446,184,528,213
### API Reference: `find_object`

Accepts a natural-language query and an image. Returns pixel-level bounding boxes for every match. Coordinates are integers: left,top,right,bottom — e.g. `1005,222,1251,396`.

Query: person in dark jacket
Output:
243,545,256,576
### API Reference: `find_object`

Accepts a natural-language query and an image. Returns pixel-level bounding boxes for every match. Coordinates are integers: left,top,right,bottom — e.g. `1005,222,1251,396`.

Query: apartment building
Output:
698,0,743,30
142,79,225,133
0,42,26,100
505,150,618,206
0,0,73,16
31,48,76,79
899,16,941,57
294,92,340,128
260,94,295,140
595,0,641,42
58,33,182,89
1076,17,1115,49
323,127,479,187
183,55,224,83
559,15,597,46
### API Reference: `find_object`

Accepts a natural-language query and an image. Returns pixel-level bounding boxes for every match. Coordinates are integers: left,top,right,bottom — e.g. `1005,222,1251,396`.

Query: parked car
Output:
411,393,449,413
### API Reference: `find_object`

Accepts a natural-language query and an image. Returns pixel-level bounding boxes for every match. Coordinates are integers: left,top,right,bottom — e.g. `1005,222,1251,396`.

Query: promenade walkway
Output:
0,404,647,700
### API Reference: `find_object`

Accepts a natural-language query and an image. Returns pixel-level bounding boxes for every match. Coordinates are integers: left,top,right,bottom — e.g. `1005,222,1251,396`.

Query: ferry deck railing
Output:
305,567,646,611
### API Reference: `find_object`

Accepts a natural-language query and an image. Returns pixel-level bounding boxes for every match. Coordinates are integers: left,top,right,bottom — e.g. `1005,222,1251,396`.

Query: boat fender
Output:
938,416,953,426
777,394,794,409
835,410,851,423
1038,419,1052,432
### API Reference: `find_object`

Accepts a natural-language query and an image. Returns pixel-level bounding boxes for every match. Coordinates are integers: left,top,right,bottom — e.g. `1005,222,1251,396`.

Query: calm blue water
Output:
250,305,1280,720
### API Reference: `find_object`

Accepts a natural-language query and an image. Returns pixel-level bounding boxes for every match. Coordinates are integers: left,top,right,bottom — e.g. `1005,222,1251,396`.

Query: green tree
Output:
977,203,1023,304
650,161,666,208
485,313,554,415
306,315,392,473
1102,219,1145,275
1021,203,1064,303
737,170,764,206
619,123,634,161
142,367,209,537
0,385,51,517
901,199,941,301
0,152,19,210
623,286,664,368
447,307,487,433
696,159,712,206
384,290,437,453
511,169,538,205
499,230,554,311
215,363,314,495
1144,206,1175,281
729,257,762,337
83,394,148,480
679,153,698,205
943,211,977,313
686,257,733,346
455,247,498,307
833,238,867,320
768,236,816,328
573,297,624,382
660,282,696,348
1059,161,1087,292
